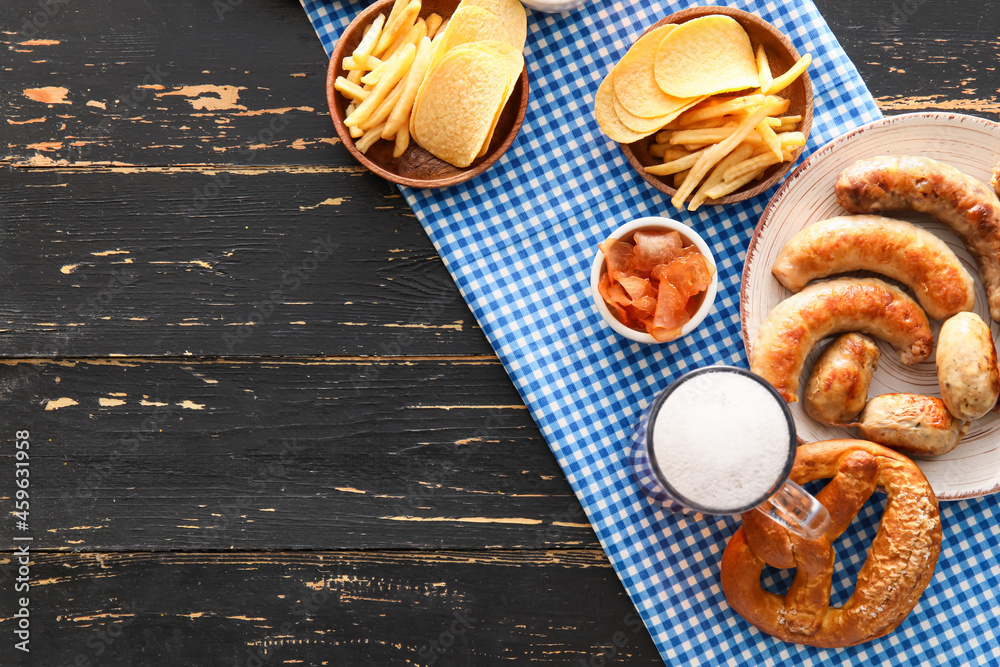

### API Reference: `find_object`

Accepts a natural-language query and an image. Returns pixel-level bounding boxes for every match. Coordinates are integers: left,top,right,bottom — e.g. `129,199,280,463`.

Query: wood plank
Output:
1,0,339,167
0,358,597,551
0,550,663,665
0,168,493,357
816,0,1000,119
4,0,998,171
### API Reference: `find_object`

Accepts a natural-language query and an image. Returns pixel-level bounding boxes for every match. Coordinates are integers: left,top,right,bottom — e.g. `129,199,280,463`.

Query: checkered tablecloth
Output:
303,0,1000,663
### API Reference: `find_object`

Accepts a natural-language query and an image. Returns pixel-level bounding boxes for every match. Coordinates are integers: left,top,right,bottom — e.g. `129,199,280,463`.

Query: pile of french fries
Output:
645,48,811,211
333,0,444,157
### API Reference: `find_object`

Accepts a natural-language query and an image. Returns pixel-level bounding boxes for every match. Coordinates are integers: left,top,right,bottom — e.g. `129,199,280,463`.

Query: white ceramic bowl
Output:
519,0,588,12
591,216,718,344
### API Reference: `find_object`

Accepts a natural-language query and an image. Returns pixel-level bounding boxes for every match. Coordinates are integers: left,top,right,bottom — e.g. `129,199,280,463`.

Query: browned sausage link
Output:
751,278,933,403
835,155,1000,322
857,393,968,457
804,333,880,426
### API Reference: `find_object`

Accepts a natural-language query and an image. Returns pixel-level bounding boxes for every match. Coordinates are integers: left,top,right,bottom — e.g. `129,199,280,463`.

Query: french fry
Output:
366,20,425,84
688,143,754,210
776,114,802,125
346,103,364,138
644,146,710,176
344,42,416,128
723,150,783,183
342,55,383,71
777,131,807,147
766,96,790,115
382,15,426,64
663,115,735,131
654,129,672,144
425,12,443,38
360,82,404,131
663,148,690,161
385,0,408,28
374,0,421,57
756,46,773,96
706,166,768,199
674,93,765,125
360,59,389,86
382,36,434,139
649,143,668,158
670,98,784,208
755,119,782,160
348,14,386,84
334,76,369,102
767,54,813,94
673,169,690,189
393,124,410,157
356,121,388,153
669,124,738,146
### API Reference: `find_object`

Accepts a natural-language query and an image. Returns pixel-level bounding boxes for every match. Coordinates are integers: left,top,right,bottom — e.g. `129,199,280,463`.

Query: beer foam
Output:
651,370,791,512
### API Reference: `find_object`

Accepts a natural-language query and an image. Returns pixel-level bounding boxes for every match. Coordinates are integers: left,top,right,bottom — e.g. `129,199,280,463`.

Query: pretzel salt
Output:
720,439,941,647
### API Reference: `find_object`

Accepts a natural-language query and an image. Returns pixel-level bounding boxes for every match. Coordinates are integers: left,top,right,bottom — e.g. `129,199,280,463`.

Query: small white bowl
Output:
590,216,718,344
519,0,588,12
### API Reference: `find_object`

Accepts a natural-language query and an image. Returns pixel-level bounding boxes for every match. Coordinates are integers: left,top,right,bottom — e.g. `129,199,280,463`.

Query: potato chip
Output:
593,72,650,144
429,5,515,71
597,233,714,341
611,90,674,133
458,0,527,51
613,24,700,119
465,40,524,157
631,230,683,271
411,46,508,168
654,15,758,98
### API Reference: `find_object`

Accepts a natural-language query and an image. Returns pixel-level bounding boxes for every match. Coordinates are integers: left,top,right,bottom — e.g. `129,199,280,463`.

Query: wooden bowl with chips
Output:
619,6,814,206
327,0,530,188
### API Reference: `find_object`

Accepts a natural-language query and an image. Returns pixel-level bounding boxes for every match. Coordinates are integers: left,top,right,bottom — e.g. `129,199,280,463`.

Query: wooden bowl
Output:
620,6,814,205
326,0,530,188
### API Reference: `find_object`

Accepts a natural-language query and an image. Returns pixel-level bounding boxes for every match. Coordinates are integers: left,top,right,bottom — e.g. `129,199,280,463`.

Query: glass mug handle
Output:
757,479,829,540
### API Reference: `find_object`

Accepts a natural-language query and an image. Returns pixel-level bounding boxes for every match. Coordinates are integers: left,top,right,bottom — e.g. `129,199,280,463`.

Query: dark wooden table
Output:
1,0,993,664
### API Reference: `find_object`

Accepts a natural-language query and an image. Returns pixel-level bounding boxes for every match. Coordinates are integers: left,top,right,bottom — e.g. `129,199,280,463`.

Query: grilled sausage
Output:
751,278,933,403
771,215,974,320
857,393,968,457
804,333,881,426
835,155,1000,322
936,312,1000,420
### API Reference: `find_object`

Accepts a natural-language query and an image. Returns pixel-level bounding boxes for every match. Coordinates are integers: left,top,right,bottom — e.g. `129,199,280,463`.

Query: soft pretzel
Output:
720,439,941,647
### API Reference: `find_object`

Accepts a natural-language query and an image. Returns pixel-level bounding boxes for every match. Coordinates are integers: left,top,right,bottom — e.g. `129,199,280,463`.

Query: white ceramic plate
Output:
741,112,1000,500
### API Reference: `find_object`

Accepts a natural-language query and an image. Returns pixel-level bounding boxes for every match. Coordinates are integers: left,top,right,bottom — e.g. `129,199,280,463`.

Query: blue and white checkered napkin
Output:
304,1,1000,663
